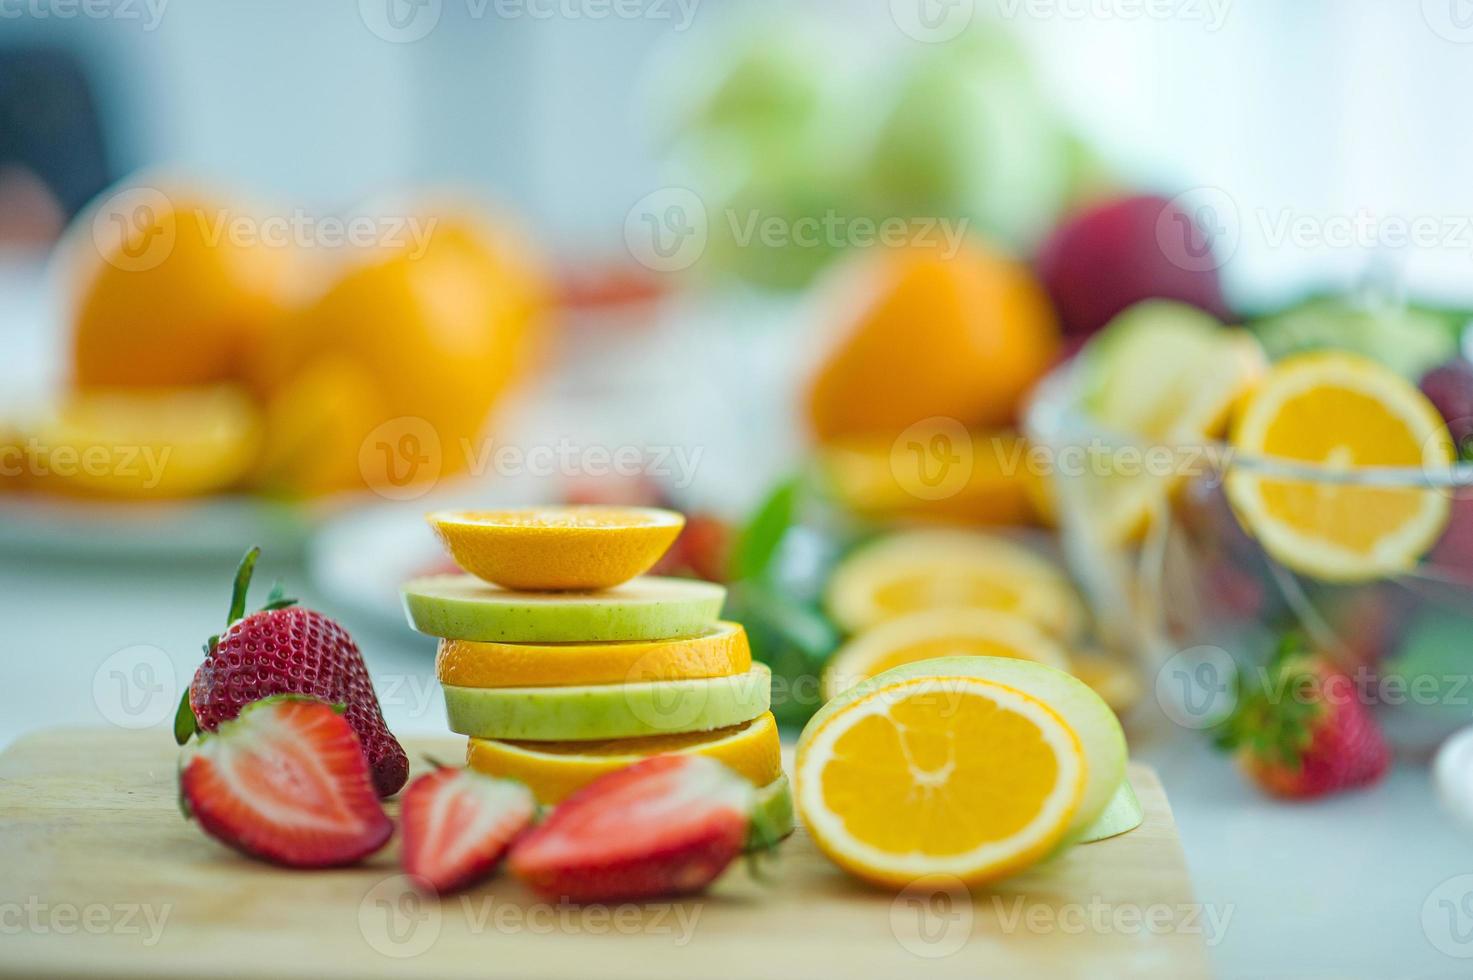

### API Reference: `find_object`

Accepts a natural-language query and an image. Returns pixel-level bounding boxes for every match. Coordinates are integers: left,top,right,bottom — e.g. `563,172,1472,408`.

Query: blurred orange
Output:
252,357,382,496
250,211,550,494
805,239,1060,442
816,430,1046,526
69,191,296,389
25,384,263,498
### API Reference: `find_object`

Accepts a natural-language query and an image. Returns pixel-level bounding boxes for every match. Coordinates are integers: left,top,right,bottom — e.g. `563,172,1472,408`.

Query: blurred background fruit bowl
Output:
1028,346,1473,753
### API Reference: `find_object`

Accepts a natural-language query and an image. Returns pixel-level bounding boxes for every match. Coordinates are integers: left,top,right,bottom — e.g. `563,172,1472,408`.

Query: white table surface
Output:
3,551,1471,979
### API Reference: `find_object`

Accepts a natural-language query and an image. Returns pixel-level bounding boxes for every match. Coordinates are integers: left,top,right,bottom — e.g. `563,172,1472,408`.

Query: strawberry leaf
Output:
173,688,197,746
227,546,262,627
1214,632,1325,770
262,579,298,612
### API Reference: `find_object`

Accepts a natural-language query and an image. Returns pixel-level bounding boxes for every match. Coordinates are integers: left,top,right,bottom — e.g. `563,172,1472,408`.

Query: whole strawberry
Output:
1217,635,1390,799
175,547,409,797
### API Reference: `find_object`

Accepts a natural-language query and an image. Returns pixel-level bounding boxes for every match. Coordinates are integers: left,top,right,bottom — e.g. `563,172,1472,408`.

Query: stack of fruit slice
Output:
401,507,792,846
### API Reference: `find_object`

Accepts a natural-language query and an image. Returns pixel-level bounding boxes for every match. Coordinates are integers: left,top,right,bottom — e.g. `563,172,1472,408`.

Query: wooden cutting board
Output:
0,729,1209,979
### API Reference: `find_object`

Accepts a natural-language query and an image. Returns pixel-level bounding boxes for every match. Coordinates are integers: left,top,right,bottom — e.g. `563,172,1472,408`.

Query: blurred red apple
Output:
1036,194,1232,339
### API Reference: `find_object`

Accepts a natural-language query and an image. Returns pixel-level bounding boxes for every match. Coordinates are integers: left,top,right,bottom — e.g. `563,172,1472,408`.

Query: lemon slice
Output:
438,622,751,688
467,711,782,804
825,530,1086,639
428,505,684,591
795,671,1085,888
1077,301,1267,543
1227,351,1454,581
822,608,1070,700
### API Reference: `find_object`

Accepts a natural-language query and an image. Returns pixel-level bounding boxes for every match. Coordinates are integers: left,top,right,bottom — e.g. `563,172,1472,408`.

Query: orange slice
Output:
427,506,684,591
437,621,751,688
1227,352,1454,581
825,530,1086,639
466,711,782,804
795,673,1085,888
815,430,1044,526
822,608,1070,700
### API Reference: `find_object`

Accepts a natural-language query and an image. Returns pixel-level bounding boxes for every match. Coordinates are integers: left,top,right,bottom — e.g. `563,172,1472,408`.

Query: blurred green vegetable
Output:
1252,296,1459,379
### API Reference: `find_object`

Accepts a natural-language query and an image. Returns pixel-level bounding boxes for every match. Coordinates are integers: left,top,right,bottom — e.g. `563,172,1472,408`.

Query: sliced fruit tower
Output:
403,506,792,851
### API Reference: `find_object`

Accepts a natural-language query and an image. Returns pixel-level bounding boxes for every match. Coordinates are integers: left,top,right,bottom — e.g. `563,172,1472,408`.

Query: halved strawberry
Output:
400,766,535,893
508,755,754,902
179,696,393,868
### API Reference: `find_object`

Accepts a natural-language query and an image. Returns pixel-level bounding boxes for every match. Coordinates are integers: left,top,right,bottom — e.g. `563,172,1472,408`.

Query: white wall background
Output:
5,0,1473,308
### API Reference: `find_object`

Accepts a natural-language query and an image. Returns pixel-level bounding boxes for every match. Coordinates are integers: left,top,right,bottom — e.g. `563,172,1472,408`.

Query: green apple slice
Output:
801,656,1127,839
442,664,771,740
746,774,795,852
402,574,726,642
1074,778,1143,844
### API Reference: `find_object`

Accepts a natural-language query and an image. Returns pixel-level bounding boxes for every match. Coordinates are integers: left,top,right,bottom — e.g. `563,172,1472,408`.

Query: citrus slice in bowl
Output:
466,711,782,804
1074,301,1267,543
427,506,685,591
438,622,751,688
795,667,1086,888
824,530,1086,639
822,608,1070,700
1226,351,1454,581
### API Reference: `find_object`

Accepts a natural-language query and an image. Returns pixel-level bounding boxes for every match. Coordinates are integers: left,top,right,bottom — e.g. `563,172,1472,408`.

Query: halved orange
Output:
825,530,1086,639
466,711,782,804
437,621,750,688
428,505,684,591
795,673,1085,888
822,608,1070,700
1227,352,1454,581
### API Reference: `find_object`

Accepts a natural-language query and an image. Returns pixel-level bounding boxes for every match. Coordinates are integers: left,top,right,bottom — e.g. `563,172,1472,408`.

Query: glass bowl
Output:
1025,362,1473,752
